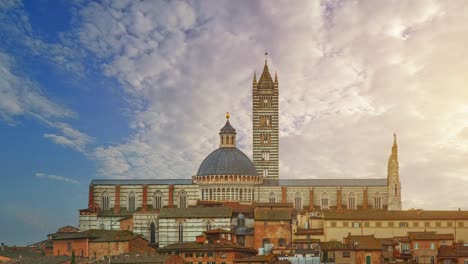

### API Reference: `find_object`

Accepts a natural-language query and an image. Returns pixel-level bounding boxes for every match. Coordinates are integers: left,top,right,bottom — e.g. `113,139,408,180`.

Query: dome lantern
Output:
219,112,237,148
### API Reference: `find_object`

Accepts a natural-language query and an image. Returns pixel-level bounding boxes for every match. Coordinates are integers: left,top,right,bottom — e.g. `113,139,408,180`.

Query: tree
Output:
71,250,76,264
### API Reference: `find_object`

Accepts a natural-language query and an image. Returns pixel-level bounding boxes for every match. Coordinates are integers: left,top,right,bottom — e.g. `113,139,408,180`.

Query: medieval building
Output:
78,56,402,246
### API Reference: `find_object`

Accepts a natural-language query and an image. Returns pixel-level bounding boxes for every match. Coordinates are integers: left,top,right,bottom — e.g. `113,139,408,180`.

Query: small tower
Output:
387,133,402,210
219,112,237,147
252,52,279,179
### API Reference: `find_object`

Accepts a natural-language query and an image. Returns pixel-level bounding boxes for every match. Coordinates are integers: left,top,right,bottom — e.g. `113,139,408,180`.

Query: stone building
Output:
78,56,402,247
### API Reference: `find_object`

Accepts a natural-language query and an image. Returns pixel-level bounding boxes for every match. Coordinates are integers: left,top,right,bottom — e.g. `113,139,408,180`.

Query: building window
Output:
260,116,271,127
352,222,361,228
374,193,382,209
278,238,286,247
343,251,350,258
425,222,430,227
447,222,453,227
364,222,370,227
436,222,442,227
401,243,410,251
269,192,275,203
263,168,269,177
101,192,109,211
459,222,464,228
128,192,136,211
260,134,270,145
399,222,408,227
331,222,337,227
99,223,105,230
413,222,419,227
321,193,329,210
388,222,394,227
347,192,356,210
375,222,382,227
179,190,187,208
67,242,72,251
342,222,349,227
430,242,435,249
294,192,302,210
262,151,270,161
414,242,419,249
431,256,435,264
153,191,162,209
178,224,183,243
261,97,271,107
150,222,157,244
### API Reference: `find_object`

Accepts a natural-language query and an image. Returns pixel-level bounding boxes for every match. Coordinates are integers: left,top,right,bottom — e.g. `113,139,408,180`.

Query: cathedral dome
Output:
196,147,258,176
196,113,258,177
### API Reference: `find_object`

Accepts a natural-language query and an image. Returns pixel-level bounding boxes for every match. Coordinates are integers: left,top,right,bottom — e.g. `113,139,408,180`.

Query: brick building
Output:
157,229,256,264
254,207,292,251
52,230,154,260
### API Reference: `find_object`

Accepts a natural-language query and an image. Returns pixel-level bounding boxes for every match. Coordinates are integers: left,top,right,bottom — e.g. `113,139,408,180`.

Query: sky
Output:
0,0,468,245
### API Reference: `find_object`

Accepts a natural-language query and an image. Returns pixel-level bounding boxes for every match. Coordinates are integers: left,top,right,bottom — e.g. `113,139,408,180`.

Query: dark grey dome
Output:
197,147,258,176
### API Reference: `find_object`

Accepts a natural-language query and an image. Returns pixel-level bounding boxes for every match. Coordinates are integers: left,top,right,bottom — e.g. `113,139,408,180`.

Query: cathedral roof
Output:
261,178,387,186
220,119,236,134
196,147,258,176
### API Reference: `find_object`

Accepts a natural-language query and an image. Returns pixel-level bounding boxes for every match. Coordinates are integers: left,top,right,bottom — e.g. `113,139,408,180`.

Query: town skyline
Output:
1,0,468,246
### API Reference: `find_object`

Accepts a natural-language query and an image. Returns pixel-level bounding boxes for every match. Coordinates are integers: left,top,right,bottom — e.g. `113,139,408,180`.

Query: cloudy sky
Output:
1,0,468,245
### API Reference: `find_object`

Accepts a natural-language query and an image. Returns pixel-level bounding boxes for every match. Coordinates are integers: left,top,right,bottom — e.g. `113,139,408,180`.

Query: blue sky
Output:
1,0,468,245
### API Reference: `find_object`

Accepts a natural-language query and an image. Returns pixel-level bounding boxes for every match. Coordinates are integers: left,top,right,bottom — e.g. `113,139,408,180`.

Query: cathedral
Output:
78,56,402,245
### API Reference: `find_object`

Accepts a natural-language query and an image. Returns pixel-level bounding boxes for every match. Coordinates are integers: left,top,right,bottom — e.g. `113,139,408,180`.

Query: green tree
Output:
71,250,76,264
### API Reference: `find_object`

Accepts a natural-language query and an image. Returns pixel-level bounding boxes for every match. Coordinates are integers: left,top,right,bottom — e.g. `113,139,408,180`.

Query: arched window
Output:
394,184,398,196
153,191,162,210
294,192,302,210
262,238,271,248
101,192,109,211
150,222,157,244
374,193,382,209
179,191,187,208
99,223,105,230
321,192,329,210
269,192,276,203
178,224,184,243
128,192,136,211
348,192,356,210
263,168,269,177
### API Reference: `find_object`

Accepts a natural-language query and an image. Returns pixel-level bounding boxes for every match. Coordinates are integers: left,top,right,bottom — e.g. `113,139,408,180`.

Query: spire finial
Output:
226,112,230,120
393,132,397,145
264,51,268,66
253,71,257,83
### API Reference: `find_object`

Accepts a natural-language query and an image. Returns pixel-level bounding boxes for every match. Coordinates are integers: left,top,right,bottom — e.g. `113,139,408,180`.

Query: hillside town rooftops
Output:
158,242,257,253
53,230,140,242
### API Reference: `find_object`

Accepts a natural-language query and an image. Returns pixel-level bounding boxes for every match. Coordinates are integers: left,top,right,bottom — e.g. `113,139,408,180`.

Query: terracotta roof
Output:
2,256,71,264
438,244,468,258
437,234,455,240
262,179,387,187
159,207,232,218
320,241,350,251
98,254,184,264
295,228,324,235
235,254,278,263
347,235,382,250
394,236,411,242
203,228,232,234
53,230,140,242
158,242,256,254
254,209,291,220
255,203,293,208
322,210,468,220
408,231,437,241
293,238,321,244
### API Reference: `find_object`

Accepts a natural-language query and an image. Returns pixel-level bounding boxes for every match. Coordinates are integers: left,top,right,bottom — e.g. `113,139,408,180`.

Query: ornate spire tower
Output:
387,133,402,210
252,53,279,179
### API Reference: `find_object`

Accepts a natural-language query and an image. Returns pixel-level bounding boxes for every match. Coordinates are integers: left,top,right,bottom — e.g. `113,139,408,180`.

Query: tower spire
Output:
264,51,268,66
253,71,257,83
392,132,398,160
274,71,278,83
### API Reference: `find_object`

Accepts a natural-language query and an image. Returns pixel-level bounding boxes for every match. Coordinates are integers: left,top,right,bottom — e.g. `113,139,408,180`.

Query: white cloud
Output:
35,172,79,185
65,0,468,211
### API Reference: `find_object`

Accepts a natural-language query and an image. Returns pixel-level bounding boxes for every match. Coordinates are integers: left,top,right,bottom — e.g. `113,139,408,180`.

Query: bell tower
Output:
252,53,279,179
387,133,402,210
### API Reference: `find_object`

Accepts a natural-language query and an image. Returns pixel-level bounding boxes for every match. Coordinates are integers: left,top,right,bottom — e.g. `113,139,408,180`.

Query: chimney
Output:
88,185,94,207
282,187,287,203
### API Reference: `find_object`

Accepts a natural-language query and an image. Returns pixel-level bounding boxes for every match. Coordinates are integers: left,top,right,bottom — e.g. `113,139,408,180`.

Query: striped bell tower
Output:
252,53,279,179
